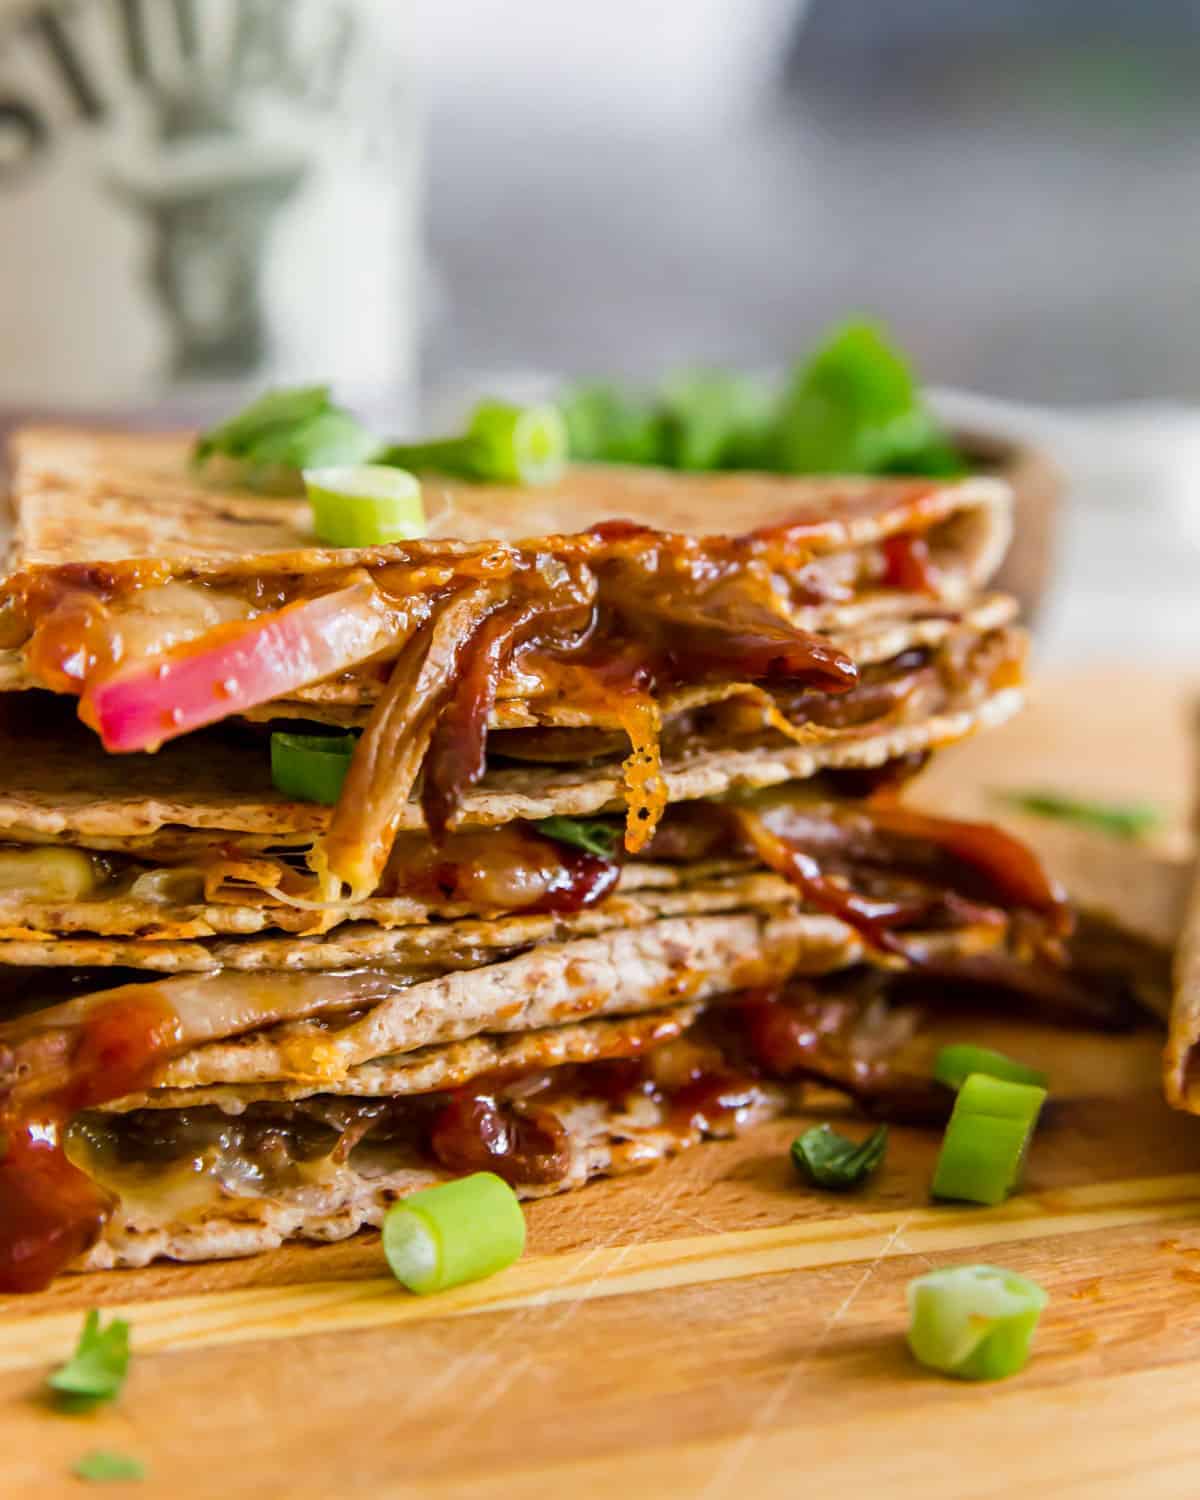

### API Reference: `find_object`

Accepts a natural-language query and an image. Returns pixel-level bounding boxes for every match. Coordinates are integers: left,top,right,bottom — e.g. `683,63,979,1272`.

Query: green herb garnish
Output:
907,1264,1048,1381
655,369,775,471
933,1044,1047,1093
304,465,426,547
197,390,566,490
48,1309,130,1408
73,1449,146,1484
375,400,568,486
771,320,965,476
193,385,377,476
559,383,666,466
534,816,620,859
998,789,1161,841
560,320,964,478
931,1074,1046,1206
270,731,358,806
791,1123,888,1190
383,1173,527,1295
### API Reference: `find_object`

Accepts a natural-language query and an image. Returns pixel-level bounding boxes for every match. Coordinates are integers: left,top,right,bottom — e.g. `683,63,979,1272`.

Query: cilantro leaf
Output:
48,1309,130,1407
559,322,964,479
193,385,377,475
998,789,1161,841
534,816,620,859
656,370,775,472
791,1123,889,1190
772,320,963,476
73,1450,145,1484
559,382,666,466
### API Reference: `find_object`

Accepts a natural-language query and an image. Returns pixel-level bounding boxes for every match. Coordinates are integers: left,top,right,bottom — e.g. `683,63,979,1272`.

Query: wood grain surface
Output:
1,666,1197,1500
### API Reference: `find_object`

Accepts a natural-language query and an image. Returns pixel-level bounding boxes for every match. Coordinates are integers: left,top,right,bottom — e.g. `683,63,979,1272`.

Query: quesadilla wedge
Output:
1165,861,1200,1107
0,931,1134,1283
0,608,1022,940
0,409,1125,1296
2,427,1014,897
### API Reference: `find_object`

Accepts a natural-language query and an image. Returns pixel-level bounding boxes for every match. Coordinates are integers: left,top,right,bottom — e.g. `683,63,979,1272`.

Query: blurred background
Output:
1,0,1198,660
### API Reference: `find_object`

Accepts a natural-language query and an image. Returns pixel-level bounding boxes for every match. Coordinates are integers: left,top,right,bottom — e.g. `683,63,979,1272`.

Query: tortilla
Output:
9,427,1010,598
77,1074,802,1272
110,1002,704,1113
0,857,739,943
1165,861,1200,1107
0,673,1023,842
0,871,806,966
0,908,858,1092
0,590,1018,715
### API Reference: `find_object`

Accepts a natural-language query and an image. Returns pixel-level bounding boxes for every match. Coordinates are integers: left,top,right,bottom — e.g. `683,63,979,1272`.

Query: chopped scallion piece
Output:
907,1264,1048,1380
376,401,568,487
193,385,378,478
560,382,665,465
73,1449,146,1484
467,400,568,486
997,788,1161,841
933,1044,1047,1093
270,731,357,805
383,1173,526,1295
931,1073,1046,1206
304,465,425,546
534,816,620,859
48,1309,130,1408
791,1123,888,1190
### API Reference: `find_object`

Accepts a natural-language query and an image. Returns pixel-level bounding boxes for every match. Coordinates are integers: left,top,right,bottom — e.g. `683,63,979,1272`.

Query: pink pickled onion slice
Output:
82,583,395,753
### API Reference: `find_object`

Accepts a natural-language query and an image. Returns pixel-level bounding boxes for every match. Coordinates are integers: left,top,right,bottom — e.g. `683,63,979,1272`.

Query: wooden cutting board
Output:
1,666,1197,1500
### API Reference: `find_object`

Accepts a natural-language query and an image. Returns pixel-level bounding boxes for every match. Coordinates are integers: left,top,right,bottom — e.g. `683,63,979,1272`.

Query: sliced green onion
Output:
270,731,357,805
383,1172,526,1295
73,1448,147,1484
534,815,620,859
907,1264,1048,1380
998,788,1161,841
931,1073,1046,1206
303,464,425,547
48,1309,130,1407
194,384,378,481
934,1044,1047,1093
465,400,568,486
791,1123,888,1191
376,401,568,488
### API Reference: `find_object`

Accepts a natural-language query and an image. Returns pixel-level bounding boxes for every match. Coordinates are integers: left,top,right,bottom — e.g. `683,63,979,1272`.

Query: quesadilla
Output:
2,428,1014,898
0,416,1125,1293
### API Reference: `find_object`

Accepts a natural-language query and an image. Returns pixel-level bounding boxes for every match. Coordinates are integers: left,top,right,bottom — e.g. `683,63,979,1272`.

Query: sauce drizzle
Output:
0,993,183,1292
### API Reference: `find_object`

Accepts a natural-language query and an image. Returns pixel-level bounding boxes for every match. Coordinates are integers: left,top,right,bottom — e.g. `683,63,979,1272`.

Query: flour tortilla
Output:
1165,860,1200,1107
0,857,741,943
8,428,1011,611
108,1002,703,1112
0,675,1023,842
0,593,1018,726
78,1071,802,1272
0,870,802,967
0,909,860,1095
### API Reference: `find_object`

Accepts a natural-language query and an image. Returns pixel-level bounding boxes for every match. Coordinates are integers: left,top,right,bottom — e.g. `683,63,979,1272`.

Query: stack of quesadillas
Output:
0,427,1117,1290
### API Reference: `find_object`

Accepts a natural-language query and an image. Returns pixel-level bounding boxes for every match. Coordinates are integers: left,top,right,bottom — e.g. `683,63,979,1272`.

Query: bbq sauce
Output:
667,1074,767,1136
386,822,620,915
422,600,549,841
881,533,940,594
733,809,917,959
428,1092,571,1185
0,992,182,1292
731,986,952,1126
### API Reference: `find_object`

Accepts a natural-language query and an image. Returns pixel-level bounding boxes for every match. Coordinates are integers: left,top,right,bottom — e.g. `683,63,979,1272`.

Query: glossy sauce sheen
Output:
384,823,621,914
428,1092,571,1184
880,533,940,594
0,992,182,1291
